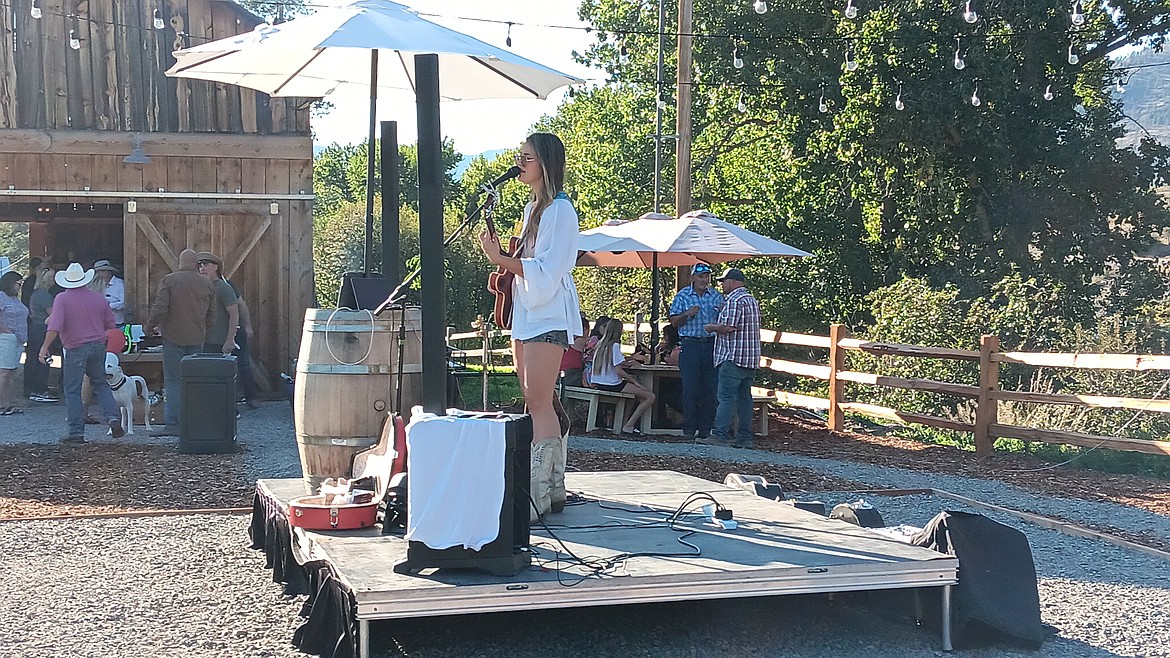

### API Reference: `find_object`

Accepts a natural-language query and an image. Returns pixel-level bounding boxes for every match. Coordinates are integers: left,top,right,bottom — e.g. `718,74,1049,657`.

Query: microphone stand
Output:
373,185,502,316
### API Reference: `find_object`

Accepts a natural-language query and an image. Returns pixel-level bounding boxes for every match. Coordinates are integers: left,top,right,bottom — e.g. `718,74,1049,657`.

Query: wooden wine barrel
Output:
294,307,422,493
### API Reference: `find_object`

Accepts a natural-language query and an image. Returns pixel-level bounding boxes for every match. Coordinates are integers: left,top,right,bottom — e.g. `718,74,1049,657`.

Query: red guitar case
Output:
289,414,407,530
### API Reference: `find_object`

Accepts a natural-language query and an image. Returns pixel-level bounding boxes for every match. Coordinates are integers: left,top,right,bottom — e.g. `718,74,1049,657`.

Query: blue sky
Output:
311,0,596,156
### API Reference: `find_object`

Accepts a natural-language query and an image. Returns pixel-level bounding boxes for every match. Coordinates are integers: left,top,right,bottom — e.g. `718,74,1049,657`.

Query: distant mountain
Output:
454,149,508,180
1119,50,1170,145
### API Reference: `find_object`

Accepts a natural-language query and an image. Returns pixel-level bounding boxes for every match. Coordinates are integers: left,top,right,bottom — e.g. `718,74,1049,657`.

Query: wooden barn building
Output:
0,0,315,389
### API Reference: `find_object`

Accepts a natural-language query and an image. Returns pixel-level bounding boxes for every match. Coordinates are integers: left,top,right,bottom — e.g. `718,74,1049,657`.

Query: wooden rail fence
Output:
448,320,1170,458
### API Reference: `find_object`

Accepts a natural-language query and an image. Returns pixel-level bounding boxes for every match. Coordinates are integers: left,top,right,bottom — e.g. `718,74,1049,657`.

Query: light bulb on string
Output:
737,93,748,113
844,49,858,72
69,30,80,50
657,96,668,110
818,87,829,113
845,0,858,19
1070,0,1085,26
753,0,768,15
1043,84,1054,101
953,39,966,70
619,42,629,65
1067,44,1079,65
30,1,41,19
895,84,905,111
153,9,165,30
962,0,978,24
733,46,744,69
970,82,981,107
1115,79,1126,94
505,23,513,48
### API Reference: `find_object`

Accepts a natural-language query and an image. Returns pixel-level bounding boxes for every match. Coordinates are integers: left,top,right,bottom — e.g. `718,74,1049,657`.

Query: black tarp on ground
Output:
911,510,1045,649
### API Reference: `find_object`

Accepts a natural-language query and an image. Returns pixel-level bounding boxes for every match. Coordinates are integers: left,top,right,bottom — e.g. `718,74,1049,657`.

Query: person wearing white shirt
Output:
478,133,581,521
93,259,125,326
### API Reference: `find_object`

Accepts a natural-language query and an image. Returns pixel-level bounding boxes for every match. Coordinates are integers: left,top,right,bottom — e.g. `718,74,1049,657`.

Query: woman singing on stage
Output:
478,132,581,520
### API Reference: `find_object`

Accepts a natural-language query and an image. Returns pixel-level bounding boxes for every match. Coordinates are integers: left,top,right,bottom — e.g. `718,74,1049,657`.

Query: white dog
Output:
104,353,152,435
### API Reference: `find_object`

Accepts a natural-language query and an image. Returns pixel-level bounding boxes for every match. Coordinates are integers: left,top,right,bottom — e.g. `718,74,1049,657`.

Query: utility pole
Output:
674,0,694,292
649,0,667,349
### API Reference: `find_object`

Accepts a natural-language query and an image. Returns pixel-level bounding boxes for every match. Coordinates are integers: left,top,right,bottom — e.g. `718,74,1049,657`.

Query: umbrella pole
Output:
363,50,380,276
650,253,660,352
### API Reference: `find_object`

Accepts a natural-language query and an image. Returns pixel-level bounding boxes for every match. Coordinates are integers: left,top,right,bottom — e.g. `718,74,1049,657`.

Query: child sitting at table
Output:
588,318,655,435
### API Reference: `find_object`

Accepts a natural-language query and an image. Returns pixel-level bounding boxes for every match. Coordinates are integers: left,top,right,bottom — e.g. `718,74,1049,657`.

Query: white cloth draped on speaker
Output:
404,409,507,550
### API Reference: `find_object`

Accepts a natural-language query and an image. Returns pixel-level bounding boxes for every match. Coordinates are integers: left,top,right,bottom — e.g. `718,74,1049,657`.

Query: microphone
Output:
482,166,521,191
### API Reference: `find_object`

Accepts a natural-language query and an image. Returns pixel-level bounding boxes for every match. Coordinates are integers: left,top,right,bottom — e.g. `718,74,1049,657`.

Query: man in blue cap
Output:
668,262,724,440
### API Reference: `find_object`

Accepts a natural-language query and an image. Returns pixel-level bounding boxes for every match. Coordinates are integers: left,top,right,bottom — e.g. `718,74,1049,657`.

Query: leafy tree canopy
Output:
569,0,1170,332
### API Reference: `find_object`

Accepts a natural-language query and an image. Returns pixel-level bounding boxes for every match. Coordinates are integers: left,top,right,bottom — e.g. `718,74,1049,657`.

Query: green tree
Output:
573,0,1170,333
313,139,465,223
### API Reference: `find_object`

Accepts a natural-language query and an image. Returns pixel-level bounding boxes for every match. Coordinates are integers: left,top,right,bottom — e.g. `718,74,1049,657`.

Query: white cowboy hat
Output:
55,262,95,289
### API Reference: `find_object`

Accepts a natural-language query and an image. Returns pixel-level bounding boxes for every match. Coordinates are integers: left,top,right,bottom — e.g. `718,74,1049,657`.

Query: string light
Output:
895,83,905,111
505,22,513,47
737,92,748,112
844,48,858,72
30,0,41,19
962,0,979,24
1043,83,1054,101
68,29,80,50
953,38,966,70
1067,44,1079,66
969,80,981,107
619,41,629,65
753,0,768,15
1070,0,1085,26
845,0,858,19
153,9,165,30
818,84,829,113
732,45,744,69
1115,79,1126,94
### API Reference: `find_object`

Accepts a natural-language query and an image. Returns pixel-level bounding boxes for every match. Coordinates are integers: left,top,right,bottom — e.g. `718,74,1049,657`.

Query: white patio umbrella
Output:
577,210,810,346
577,210,811,267
166,0,582,273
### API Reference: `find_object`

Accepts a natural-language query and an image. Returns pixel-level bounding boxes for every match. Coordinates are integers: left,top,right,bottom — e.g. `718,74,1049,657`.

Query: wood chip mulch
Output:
3,408,1169,555
0,443,254,520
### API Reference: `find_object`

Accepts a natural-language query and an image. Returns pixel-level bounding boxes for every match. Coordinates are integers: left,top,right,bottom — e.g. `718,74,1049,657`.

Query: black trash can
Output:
179,353,237,454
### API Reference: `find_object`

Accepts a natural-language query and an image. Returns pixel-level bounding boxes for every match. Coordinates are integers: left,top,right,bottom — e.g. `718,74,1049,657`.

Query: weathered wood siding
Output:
0,0,310,134
0,130,314,387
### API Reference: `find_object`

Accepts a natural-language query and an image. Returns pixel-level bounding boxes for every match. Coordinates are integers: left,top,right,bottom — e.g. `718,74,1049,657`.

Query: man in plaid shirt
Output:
701,267,760,448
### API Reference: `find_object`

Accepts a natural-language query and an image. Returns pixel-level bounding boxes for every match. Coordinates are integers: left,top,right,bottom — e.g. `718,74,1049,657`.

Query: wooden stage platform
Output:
258,471,958,657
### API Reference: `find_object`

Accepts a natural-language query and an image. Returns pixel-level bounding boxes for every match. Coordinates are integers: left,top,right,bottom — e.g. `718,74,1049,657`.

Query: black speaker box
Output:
337,272,394,311
395,412,532,576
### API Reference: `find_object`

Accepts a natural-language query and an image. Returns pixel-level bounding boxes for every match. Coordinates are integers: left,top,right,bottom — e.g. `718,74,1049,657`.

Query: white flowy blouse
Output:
511,194,582,342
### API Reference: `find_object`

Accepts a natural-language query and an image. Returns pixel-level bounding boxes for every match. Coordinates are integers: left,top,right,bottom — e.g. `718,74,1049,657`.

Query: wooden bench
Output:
562,385,635,433
752,396,772,436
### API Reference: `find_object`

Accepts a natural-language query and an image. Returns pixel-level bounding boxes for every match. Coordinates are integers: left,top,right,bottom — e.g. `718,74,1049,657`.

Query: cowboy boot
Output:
528,437,556,522
549,396,571,513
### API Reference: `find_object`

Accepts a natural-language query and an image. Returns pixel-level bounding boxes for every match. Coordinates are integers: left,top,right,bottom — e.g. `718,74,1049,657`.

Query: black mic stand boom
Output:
374,186,501,316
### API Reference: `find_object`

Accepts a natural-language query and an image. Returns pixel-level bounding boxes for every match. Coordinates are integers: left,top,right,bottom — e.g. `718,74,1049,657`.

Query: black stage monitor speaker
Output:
337,272,394,311
395,412,532,577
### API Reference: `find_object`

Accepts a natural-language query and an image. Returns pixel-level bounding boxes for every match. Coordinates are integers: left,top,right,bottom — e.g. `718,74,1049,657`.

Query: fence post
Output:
974,334,1000,456
828,323,848,432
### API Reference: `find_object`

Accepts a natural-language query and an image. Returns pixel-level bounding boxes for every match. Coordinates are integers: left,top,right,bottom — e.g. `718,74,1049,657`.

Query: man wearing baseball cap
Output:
701,267,761,448
668,262,724,440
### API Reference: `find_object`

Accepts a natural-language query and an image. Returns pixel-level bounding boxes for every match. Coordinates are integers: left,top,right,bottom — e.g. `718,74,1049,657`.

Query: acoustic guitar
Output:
484,210,519,330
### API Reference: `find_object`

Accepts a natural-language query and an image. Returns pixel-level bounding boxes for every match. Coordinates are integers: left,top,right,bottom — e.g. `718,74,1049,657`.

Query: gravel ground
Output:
2,400,1170,657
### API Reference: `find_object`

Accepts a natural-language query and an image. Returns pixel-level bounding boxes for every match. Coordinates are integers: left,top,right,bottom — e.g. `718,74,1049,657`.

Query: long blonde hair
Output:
592,318,624,377
518,133,567,253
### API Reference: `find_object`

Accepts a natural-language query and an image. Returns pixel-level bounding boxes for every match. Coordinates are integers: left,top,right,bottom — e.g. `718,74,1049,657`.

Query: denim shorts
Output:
520,329,569,349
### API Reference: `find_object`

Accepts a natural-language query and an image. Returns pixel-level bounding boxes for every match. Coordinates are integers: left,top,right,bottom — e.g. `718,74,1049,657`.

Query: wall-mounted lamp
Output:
126,200,137,213
123,133,151,165
269,201,280,215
